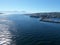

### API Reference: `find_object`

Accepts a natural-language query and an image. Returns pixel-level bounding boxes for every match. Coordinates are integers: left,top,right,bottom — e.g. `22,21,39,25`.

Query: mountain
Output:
0,11,27,14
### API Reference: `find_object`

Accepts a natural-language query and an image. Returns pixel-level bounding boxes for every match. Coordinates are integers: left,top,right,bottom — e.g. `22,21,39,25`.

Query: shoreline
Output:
40,18,60,23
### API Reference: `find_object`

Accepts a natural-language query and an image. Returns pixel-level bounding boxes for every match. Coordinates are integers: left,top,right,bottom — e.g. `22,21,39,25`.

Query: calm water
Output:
0,14,60,45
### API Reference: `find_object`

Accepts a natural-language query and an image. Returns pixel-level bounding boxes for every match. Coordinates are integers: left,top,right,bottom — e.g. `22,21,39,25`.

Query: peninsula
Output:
26,12,60,23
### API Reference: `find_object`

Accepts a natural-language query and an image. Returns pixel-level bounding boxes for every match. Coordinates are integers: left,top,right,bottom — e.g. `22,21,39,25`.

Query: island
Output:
25,12,60,23
0,13,4,14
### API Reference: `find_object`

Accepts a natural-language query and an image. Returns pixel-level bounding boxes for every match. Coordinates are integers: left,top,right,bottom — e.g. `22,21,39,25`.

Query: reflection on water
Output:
0,14,60,45
0,18,16,45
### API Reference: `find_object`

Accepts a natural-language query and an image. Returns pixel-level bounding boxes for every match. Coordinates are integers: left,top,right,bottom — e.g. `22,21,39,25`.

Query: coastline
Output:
40,18,60,23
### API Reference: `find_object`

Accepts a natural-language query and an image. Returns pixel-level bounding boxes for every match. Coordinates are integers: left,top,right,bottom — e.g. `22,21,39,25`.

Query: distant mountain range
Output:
0,11,27,14
0,11,60,18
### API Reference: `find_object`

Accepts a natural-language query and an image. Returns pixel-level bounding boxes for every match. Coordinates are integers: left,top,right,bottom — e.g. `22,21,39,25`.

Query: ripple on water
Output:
0,19,16,45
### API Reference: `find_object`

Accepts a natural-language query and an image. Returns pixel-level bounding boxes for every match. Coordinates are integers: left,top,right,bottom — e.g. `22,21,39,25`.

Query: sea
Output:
0,14,60,45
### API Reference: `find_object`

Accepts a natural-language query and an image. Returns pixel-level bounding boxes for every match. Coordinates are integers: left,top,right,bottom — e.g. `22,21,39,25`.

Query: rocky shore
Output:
27,12,60,23
40,18,60,23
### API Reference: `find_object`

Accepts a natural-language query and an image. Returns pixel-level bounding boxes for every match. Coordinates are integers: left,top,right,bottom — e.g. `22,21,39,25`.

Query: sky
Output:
0,0,60,13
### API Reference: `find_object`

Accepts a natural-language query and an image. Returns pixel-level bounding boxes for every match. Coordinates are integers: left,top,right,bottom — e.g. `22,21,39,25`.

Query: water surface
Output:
0,14,60,45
